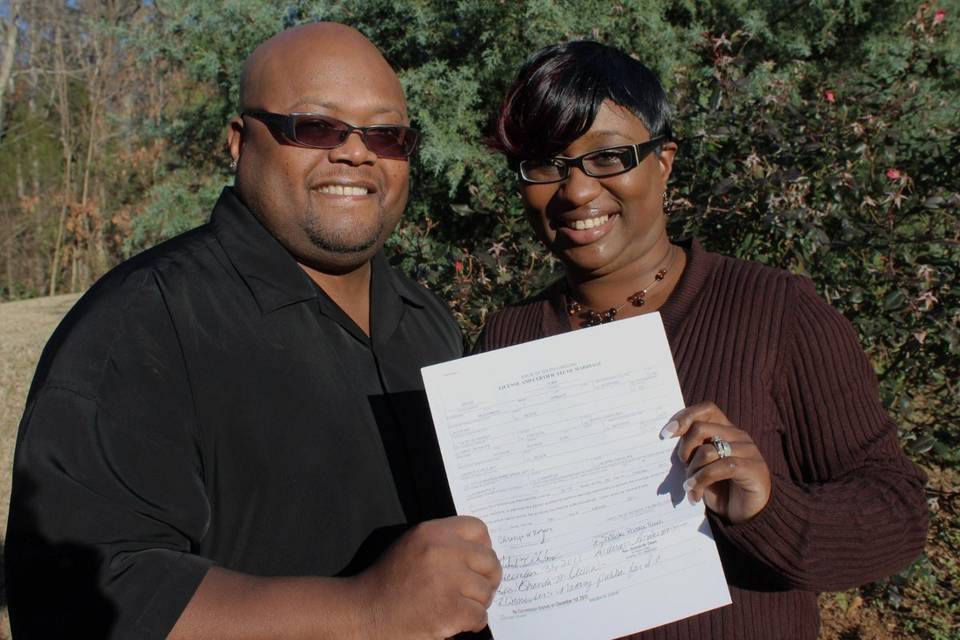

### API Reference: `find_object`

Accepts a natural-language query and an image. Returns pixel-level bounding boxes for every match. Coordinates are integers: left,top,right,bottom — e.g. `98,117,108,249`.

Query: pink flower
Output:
934,9,946,24
824,90,835,103
454,261,464,274
886,168,901,180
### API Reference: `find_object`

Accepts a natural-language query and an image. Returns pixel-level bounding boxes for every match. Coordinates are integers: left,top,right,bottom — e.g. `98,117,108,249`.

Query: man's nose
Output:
327,129,377,165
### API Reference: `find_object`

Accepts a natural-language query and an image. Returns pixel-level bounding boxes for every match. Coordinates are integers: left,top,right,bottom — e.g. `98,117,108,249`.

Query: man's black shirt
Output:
5,188,461,638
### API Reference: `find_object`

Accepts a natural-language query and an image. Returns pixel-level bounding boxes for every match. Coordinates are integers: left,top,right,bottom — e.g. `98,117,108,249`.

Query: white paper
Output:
421,313,731,640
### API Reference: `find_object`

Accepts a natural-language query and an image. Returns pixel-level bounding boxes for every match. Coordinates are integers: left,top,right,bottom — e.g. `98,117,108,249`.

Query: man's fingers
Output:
460,570,499,608
455,598,489,633
462,542,502,584
436,596,489,638
659,401,733,439
444,515,493,547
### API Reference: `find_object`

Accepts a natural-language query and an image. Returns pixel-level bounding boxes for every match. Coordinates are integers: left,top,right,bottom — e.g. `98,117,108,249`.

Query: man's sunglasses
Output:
241,111,420,160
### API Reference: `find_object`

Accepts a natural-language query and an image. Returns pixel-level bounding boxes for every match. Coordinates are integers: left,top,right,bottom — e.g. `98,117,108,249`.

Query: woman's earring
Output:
229,159,238,172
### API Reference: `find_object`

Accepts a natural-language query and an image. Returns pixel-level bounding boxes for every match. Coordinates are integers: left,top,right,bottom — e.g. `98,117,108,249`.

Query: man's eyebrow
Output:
284,97,405,118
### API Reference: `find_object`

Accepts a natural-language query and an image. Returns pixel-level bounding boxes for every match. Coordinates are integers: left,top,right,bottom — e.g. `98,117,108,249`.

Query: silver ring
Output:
711,435,732,459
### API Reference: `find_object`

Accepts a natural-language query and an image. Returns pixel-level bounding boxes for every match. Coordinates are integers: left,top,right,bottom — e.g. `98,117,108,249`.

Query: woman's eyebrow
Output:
578,129,634,140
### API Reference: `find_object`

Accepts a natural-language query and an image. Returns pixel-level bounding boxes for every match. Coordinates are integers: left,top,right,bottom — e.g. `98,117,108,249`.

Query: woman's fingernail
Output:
682,477,695,493
659,420,679,440
687,491,699,505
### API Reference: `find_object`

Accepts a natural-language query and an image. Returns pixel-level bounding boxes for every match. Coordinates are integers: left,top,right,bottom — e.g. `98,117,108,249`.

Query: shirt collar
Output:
378,253,427,310
211,187,428,315
311,252,427,345
210,187,317,314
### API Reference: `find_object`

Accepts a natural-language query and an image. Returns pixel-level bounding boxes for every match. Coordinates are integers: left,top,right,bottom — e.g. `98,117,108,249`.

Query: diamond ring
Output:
711,435,732,459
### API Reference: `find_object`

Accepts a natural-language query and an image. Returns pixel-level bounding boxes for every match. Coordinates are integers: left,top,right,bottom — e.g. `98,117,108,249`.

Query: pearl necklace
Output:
565,246,678,327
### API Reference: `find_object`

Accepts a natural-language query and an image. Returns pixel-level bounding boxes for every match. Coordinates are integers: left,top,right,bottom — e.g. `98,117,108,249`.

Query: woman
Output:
478,40,928,640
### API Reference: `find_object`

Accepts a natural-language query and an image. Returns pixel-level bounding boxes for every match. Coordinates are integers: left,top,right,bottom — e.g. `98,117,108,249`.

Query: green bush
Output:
118,1,960,635
131,0,959,459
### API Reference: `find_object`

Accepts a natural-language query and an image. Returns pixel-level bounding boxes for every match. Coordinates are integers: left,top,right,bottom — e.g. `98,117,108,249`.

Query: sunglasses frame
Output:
518,136,668,184
241,111,420,160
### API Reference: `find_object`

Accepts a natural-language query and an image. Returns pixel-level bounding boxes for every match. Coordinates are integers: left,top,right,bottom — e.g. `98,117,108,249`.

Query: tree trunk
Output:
49,22,72,297
26,1,42,291
0,0,21,135
5,232,14,299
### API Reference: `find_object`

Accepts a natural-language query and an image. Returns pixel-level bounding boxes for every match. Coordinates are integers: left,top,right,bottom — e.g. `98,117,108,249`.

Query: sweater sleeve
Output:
710,275,928,591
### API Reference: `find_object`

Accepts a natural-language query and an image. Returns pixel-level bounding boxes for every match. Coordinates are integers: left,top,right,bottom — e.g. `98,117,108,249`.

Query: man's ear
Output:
227,115,245,164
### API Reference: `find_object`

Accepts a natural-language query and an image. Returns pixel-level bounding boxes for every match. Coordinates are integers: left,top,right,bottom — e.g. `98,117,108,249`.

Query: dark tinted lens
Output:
365,127,418,158
293,117,347,148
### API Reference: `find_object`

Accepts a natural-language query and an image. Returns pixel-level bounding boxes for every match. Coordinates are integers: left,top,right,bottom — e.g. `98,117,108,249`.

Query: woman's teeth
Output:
569,214,609,230
317,185,369,196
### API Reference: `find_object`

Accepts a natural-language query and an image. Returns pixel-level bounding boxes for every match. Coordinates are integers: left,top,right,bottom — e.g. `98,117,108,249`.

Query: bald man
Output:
6,23,500,639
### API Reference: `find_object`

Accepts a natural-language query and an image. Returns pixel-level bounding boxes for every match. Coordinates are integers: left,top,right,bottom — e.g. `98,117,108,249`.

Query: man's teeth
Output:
570,215,609,230
317,184,369,196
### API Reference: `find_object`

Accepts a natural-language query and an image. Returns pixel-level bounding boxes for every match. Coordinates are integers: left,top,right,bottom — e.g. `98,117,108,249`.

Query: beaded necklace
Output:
565,246,678,327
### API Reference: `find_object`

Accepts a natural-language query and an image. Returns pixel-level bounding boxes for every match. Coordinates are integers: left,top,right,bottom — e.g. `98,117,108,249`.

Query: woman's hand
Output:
660,402,772,524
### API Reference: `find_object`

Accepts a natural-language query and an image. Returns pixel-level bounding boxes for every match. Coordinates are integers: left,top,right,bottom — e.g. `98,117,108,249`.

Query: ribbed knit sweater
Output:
476,239,928,640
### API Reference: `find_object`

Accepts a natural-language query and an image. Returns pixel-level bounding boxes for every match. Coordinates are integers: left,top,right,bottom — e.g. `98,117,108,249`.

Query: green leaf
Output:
883,290,906,311
907,434,936,455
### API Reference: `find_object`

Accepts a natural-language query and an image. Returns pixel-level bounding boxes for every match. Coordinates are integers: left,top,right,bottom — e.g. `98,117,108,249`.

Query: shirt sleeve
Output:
708,275,929,591
5,270,213,639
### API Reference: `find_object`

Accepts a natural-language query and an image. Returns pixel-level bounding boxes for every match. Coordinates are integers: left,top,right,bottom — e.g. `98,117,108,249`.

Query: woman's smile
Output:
552,210,619,245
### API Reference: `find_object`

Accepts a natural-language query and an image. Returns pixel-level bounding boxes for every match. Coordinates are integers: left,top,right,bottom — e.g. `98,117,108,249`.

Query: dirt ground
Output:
0,292,920,639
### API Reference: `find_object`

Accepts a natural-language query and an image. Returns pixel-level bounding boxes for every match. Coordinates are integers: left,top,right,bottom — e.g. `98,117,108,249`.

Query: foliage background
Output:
0,1,957,638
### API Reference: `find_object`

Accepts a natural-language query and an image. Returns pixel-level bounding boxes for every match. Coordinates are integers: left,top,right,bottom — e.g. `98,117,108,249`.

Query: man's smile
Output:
310,176,379,197
316,184,370,196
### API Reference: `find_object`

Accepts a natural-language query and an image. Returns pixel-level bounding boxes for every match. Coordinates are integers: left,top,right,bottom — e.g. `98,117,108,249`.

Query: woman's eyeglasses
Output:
242,111,420,160
518,136,667,184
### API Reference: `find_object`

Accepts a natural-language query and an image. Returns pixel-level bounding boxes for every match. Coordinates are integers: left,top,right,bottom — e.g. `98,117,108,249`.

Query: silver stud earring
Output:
229,159,238,172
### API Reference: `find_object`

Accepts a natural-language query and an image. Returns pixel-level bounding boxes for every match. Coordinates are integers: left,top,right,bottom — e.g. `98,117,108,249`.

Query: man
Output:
6,23,500,639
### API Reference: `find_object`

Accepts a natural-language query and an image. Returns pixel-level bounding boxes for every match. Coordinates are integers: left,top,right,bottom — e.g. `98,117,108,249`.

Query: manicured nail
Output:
682,477,695,493
687,491,699,505
659,420,679,440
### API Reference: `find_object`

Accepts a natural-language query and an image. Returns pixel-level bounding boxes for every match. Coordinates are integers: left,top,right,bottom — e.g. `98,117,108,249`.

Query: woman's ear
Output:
657,141,678,187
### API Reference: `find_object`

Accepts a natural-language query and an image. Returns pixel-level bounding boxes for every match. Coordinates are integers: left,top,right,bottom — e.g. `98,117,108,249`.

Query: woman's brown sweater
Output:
476,239,928,640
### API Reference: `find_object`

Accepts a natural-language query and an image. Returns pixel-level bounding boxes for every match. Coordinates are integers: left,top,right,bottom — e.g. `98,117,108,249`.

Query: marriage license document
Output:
421,313,731,639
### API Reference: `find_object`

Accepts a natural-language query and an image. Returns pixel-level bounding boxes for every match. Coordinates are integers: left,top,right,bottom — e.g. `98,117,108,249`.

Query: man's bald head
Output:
239,23,404,116
227,22,413,276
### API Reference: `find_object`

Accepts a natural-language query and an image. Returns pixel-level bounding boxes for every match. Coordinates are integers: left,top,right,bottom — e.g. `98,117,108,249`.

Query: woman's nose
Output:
556,166,603,207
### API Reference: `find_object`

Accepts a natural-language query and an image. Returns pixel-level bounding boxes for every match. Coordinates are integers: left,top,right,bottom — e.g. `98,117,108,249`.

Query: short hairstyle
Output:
490,40,674,162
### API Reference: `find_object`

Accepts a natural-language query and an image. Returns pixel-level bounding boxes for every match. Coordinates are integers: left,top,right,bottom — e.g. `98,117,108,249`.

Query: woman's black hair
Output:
489,40,673,161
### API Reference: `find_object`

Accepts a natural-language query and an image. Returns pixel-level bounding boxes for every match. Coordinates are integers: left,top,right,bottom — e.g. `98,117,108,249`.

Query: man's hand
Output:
355,516,502,639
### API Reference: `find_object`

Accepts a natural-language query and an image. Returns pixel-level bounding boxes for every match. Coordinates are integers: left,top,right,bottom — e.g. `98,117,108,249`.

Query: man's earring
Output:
229,159,238,172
